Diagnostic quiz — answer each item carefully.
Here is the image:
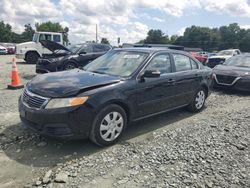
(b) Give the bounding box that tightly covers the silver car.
[0,45,7,54]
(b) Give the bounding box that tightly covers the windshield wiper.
[91,70,106,74]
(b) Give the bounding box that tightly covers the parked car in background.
[206,49,241,68]
[197,51,208,57]
[191,52,207,64]
[208,52,217,58]
[36,40,112,73]
[4,43,16,54]
[213,54,250,92]
[15,32,64,64]
[19,48,212,146]
[0,45,7,55]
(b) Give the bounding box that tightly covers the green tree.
[21,24,35,42]
[144,29,169,44]
[170,35,178,44]
[219,23,241,49]
[239,30,250,52]
[35,21,69,44]
[101,38,110,44]
[173,26,221,51]
[0,21,13,42]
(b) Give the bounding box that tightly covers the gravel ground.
[0,55,249,188]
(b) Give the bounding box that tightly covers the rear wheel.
[188,88,206,112]
[26,52,39,64]
[90,104,127,146]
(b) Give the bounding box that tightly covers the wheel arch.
[97,99,131,123]
[25,50,41,60]
[200,83,209,98]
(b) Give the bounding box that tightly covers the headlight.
[50,57,64,63]
[45,96,88,109]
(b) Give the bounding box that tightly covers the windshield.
[217,50,234,56]
[84,50,149,77]
[224,56,250,67]
[69,44,82,53]
[32,33,39,42]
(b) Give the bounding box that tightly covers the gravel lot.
[0,55,249,188]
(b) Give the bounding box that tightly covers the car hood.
[27,70,121,98]
[209,55,231,59]
[213,65,250,77]
[40,40,71,53]
[0,46,6,50]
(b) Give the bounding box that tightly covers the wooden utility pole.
[96,24,98,43]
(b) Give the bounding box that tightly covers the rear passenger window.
[190,59,198,69]
[93,45,106,52]
[173,54,192,72]
[53,35,61,43]
[39,34,52,41]
[145,54,171,74]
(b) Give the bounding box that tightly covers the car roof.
[114,47,191,55]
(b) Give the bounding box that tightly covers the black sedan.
[36,40,112,73]
[213,55,250,92]
[19,48,212,146]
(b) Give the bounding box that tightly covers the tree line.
[1,21,249,51]
[139,23,250,52]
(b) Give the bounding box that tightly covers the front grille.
[37,59,51,65]
[22,89,49,109]
[216,75,237,85]
[207,58,225,68]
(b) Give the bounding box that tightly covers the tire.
[26,52,39,64]
[188,88,206,112]
[64,62,78,70]
[90,104,127,147]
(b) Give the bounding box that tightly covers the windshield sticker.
[123,54,140,59]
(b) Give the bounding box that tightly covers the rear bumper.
[19,97,96,139]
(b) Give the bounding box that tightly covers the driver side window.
[145,54,171,74]
[79,45,92,54]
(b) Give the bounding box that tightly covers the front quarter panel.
[81,80,138,122]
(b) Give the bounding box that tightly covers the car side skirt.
[132,104,189,122]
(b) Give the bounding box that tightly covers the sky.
[1,0,250,45]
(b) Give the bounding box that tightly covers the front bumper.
[36,59,58,73]
[16,54,25,60]
[213,77,250,92]
[19,98,96,139]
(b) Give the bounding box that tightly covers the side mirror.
[142,70,161,78]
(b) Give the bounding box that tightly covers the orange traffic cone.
[7,57,24,89]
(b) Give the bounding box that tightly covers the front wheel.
[188,88,206,112]
[26,52,39,64]
[90,104,127,147]
[64,62,78,70]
